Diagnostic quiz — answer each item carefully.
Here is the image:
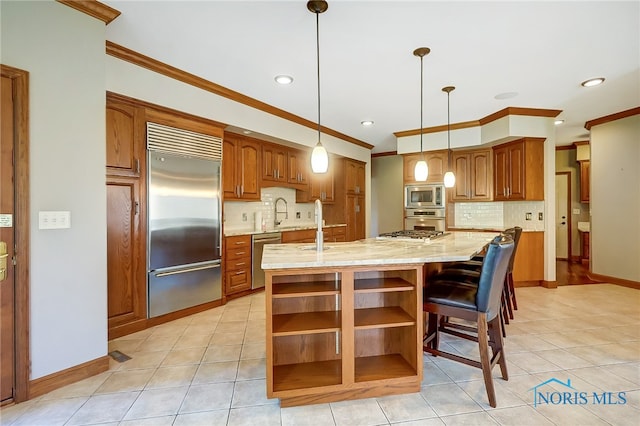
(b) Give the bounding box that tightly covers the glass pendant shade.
[311,142,329,173]
[443,171,456,188]
[414,160,428,182]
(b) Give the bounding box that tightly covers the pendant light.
[308,0,329,174]
[442,86,456,188]
[413,47,430,182]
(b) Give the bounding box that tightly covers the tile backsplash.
[454,201,545,231]
[223,187,316,233]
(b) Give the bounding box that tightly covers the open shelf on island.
[354,306,415,329]
[273,280,341,298]
[354,277,414,293]
[273,311,341,336]
[355,354,417,383]
[273,359,342,392]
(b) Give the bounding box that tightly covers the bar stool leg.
[477,313,497,408]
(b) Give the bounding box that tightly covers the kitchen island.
[262,231,497,407]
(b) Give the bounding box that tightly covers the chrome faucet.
[315,199,324,251]
[274,197,288,226]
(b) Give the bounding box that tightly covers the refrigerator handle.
[155,263,220,278]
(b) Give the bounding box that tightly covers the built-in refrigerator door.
[148,151,221,270]
[148,260,221,317]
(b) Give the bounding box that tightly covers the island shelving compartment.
[265,264,423,407]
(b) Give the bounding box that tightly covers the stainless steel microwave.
[405,184,445,209]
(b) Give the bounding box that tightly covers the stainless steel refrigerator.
[147,123,222,318]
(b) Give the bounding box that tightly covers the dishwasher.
[251,232,281,289]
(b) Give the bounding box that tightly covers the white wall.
[590,114,640,282]
[1,1,107,379]
[371,155,403,235]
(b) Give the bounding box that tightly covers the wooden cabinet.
[224,235,252,295]
[106,101,144,177]
[346,194,366,241]
[403,150,447,184]
[281,229,316,243]
[493,138,544,201]
[345,159,365,194]
[288,149,309,190]
[308,163,335,203]
[262,143,288,185]
[580,231,590,262]
[579,160,590,203]
[266,264,422,407]
[450,149,493,202]
[512,231,544,284]
[325,226,346,242]
[106,95,147,337]
[223,133,261,200]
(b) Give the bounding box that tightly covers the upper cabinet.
[345,159,366,195]
[579,160,590,203]
[449,149,493,202]
[262,143,288,185]
[493,137,544,201]
[223,133,261,200]
[403,150,447,184]
[106,101,145,177]
[287,149,309,190]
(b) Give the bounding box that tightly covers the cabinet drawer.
[281,229,316,243]
[226,247,251,260]
[227,258,250,271]
[225,268,251,293]
[224,235,251,260]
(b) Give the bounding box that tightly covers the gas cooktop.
[377,230,448,240]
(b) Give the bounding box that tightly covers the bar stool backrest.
[476,235,514,319]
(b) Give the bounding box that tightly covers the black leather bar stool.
[423,235,514,408]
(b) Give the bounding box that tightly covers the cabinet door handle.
[240,185,244,195]
[134,201,139,215]
[135,158,140,174]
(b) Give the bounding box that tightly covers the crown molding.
[57,0,121,24]
[105,41,374,151]
[584,106,640,130]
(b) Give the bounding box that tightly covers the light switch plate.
[39,211,71,229]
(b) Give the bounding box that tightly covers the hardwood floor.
[556,260,602,285]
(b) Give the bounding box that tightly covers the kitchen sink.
[299,245,332,251]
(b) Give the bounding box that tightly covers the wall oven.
[405,184,445,209]
[404,208,445,232]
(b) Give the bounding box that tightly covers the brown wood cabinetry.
[579,160,590,203]
[493,138,544,201]
[325,226,347,242]
[262,143,288,185]
[512,231,544,284]
[450,149,493,201]
[223,132,261,200]
[307,161,335,203]
[224,235,252,296]
[106,101,144,177]
[266,264,423,406]
[326,158,366,241]
[287,149,309,190]
[346,194,366,241]
[281,229,316,243]
[581,231,590,262]
[106,95,147,336]
[403,150,447,184]
[345,159,366,194]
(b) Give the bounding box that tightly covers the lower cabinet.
[281,229,316,243]
[266,264,423,407]
[512,231,544,283]
[224,235,252,296]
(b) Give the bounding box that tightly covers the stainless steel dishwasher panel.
[252,232,281,289]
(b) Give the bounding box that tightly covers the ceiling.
[103,1,640,153]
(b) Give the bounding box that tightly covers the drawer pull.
[235,271,244,275]
[235,262,245,266]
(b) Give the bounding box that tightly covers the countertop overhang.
[262,231,499,269]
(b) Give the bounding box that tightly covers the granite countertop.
[262,231,498,269]
[224,223,346,237]
[447,226,540,233]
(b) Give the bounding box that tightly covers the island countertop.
[262,231,498,269]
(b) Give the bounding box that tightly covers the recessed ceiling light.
[361,120,374,126]
[554,119,565,125]
[494,92,518,100]
[242,130,252,135]
[274,75,293,85]
[581,77,605,87]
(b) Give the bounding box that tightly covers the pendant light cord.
[447,90,451,164]
[420,55,424,156]
[316,10,321,143]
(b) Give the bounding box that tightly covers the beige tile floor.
[1,283,639,425]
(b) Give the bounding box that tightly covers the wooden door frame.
[555,171,572,261]
[1,64,30,403]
